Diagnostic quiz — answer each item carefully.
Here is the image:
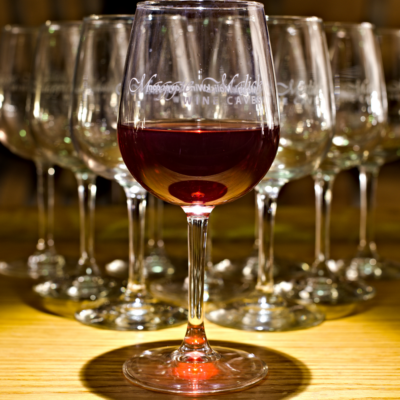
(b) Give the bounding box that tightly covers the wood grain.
[0,275,399,399]
[0,205,399,399]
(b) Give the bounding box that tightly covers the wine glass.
[144,194,176,277]
[106,194,177,280]
[207,16,333,331]
[117,1,280,394]
[71,14,187,330]
[287,22,384,312]
[347,28,400,280]
[30,21,116,302]
[0,25,65,279]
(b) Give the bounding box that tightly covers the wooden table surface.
[0,202,400,399]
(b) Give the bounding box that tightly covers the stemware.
[288,22,384,310]
[30,21,115,302]
[71,14,186,330]
[0,25,65,278]
[206,16,333,331]
[117,1,280,394]
[347,28,400,280]
[145,194,176,277]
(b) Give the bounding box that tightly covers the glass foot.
[287,275,376,313]
[34,275,119,301]
[145,251,176,278]
[212,255,308,282]
[75,294,187,331]
[150,276,254,307]
[205,291,324,332]
[0,252,65,279]
[106,253,176,280]
[347,257,400,280]
[123,345,267,395]
[105,259,128,278]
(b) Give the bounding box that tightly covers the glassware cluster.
[0,0,398,396]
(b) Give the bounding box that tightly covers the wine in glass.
[117,1,280,394]
[71,14,187,330]
[0,25,65,279]
[207,16,334,331]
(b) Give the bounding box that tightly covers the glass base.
[205,291,324,332]
[123,345,267,395]
[105,253,176,280]
[212,254,308,282]
[145,248,176,278]
[286,275,375,318]
[0,252,66,279]
[34,275,119,301]
[105,259,128,278]
[75,294,187,331]
[150,276,254,307]
[347,257,400,280]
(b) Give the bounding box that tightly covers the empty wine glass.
[71,14,187,330]
[287,22,385,311]
[31,21,116,302]
[347,28,400,280]
[145,194,176,277]
[117,1,280,394]
[206,16,333,331]
[0,25,65,278]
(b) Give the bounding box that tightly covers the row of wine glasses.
[0,20,174,286]
[0,26,66,278]
[0,3,399,395]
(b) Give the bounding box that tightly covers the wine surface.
[118,121,279,206]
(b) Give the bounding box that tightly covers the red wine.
[118,121,279,206]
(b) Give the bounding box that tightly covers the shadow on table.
[80,340,311,400]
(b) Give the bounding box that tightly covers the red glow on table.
[174,362,219,380]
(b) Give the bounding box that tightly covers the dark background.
[0,0,399,212]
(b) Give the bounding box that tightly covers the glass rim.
[137,0,264,11]
[84,14,135,22]
[324,21,374,29]
[3,24,38,34]
[266,15,322,23]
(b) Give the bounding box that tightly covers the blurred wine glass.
[287,22,384,315]
[0,25,65,278]
[31,21,116,302]
[206,16,333,331]
[71,14,187,330]
[346,28,400,280]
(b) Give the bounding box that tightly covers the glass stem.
[311,171,336,276]
[147,195,165,251]
[75,171,99,276]
[155,198,165,249]
[147,194,156,249]
[34,160,56,253]
[358,164,380,258]
[123,184,147,298]
[179,206,217,362]
[254,190,260,250]
[256,181,281,294]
